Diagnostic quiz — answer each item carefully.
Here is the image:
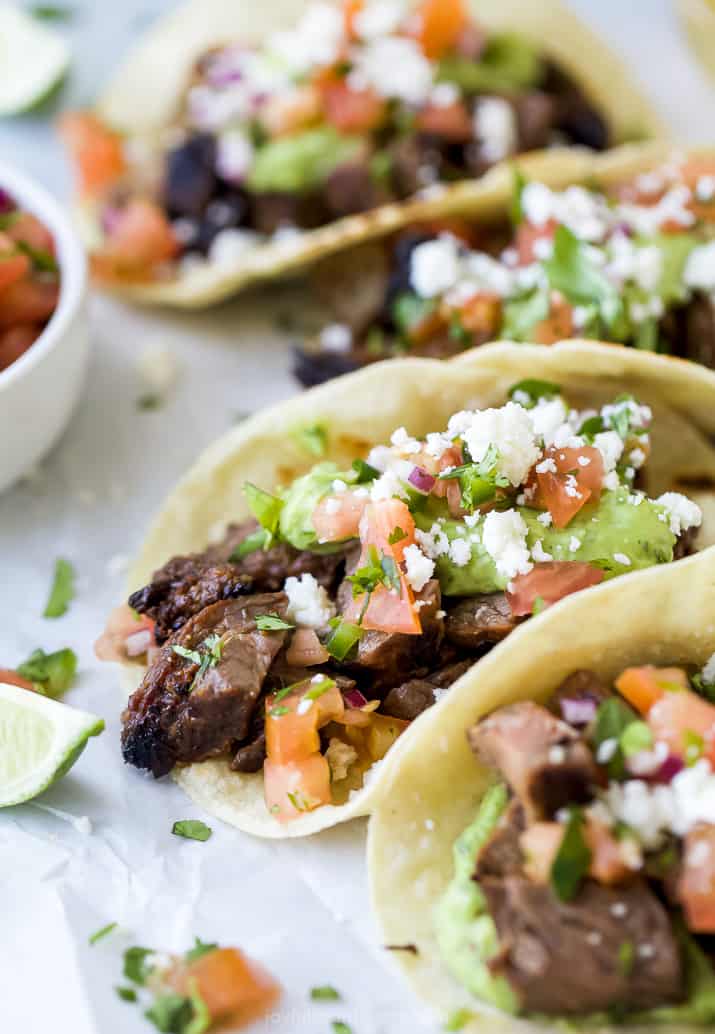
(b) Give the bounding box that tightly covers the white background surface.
[2,3,715,1032]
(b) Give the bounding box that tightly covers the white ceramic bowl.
[0,159,89,493]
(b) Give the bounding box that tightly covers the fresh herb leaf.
[440,443,509,509]
[531,595,546,616]
[137,393,162,411]
[243,483,283,547]
[592,697,638,779]
[331,1023,353,1034]
[391,292,436,337]
[578,414,605,439]
[509,166,527,226]
[380,554,401,594]
[256,613,294,631]
[634,317,659,351]
[116,986,137,1003]
[185,980,211,1034]
[544,225,622,329]
[172,645,202,665]
[44,557,75,618]
[229,527,268,561]
[123,946,155,985]
[550,807,592,902]
[302,676,335,702]
[144,992,193,1033]
[270,705,290,717]
[184,937,218,964]
[619,720,653,758]
[388,526,407,545]
[16,646,77,697]
[691,672,715,703]
[310,986,341,1001]
[508,378,561,406]
[501,290,550,342]
[448,312,472,347]
[30,3,74,19]
[172,820,212,842]
[89,921,117,945]
[445,1009,475,1031]
[618,939,635,977]
[347,545,387,599]
[325,619,363,661]
[16,240,59,272]
[171,634,223,691]
[351,458,379,483]
[293,423,328,457]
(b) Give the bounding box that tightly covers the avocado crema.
[119,381,701,824]
[435,665,715,1022]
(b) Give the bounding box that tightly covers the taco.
[295,145,715,385]
[96,342,715,838]
[367,551,715,1029]
[60,0,663,307]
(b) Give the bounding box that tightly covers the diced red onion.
[651,754,685,784]
[125,629,153,657]
[101,204,123,237]
[343,688,369,710]
[408,466,436,494]
[560,696,598,726]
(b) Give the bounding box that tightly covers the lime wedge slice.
[0,681,104,807]
[0,5,71,116]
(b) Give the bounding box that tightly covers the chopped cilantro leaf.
[509,166,527,226]
[618,939,635,977]
[185,981,211,1034]
[270,705,290,718]
[325,619,363,661]
[508,379,561,406]
[171,634,223,691]
[691,672,715,703]
[388,526,407,545]
[184,937,218,964]
[89,921,117,945]
[144,992,193,1033]
[256,613,294,631]
[243,483,283,547]
[44,557,75,618]
[347,545,388,599]
[684,729,705,765]
[502,290,549,342]
[544,225,622,330]
[531,595,546,616]
[229,527,268,560]
[331,1023,353,1034]
[123,945,154,985]
[172,645,202,665]
[550,807,591,902]
[16,646,77,698]
[116,986,137,1003]
[578,414,605,439]
[619,720,653,758]
[351,458,379,483]
[310,985,341,1001]
[172,820,212,842]
[293,423,328,457]
[592,697,638,779]
[392,292,436,337]
[445,1009,475,1031]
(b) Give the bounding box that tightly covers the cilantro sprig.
[44,557,75,618]
[171,634,223,691]
[16,646,77,697]
[550,807,592,902]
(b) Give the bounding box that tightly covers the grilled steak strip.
[445,593,518,650]
[382,659,472,721]
[121,593,288,777]
[468,702,598,821]
[481,877,684,1014]
[475,799,526,880]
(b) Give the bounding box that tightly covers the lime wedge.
[0,5,71,116]
[0,681,104,806]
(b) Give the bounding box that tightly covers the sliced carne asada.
[128,556,253,645]
[445,593,518,650]
[468,702,598,820]
[231,728,266,773]
[382,659,472,721]
[475,799,526,880]
[213,519,346,593]
[481,877,684,1014]
[121,593,288,778]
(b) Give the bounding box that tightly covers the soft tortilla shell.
[86,0,667,307]
[366,547,715,1033]
[123,341,715,837]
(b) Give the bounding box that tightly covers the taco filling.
[107,385,701,823]
[296,154,715,384]
[62,0,612,284]
[435,662,715,1021]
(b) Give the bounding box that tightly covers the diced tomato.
[516,218,558,265]
[416,100,472,141]
[103,199,179,270]
[531,445,604,529]
[0,277,59,329]
[532,295,574,345]
[312,491,367,543]
[520,822,563,882]
[173,947,281,1026]
[431,444,463,499]
[321,80,386,133]
[414,0,468,59]
[59,111,127,197]
[0,325,41,371]
[0,250,31,291]
[264,754,332,822]
[0,668,36,692]
[648,688,715,758]
[94,604,156,662]
[450,291,502,338]
[7,212,55,256]
[345,500,421,635]
[404,306,448,347]
[615,665,688,716]
[585,818,631,885]
[265,679,344,764]
[678,825,715,933]
[261,85,323,137]
[343,0,364,39]
[521,817,630,887]
[507,561,605,617]
[285,628,330,667]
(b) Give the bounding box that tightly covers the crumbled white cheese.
[629,447,646,469]
[603,471,620,491]
[696,174,715,202]
[350,35,433,104]
[537,511,553,527]
[594,430,624,473]
[449,537,472,568]
[391,426,421,454]
[473,97,517,162]
[410,235,461,298]
[597,738,618,764]
[320,323,353,353]
[370,469,409,501]
[569,536,581,553]
[482,510,533,580]
[284,573,336,628]
[604,760,715,848]
[430,81,460,107]
[269,3,345,73]
[535,457,557,474]
[460,402,540,487]
[617,185,695,235]
[215,129,254,183]
[655,492,702,536]
[208,227,261,266]
[613,552,631,566]
[683,241,715,292]
[531,540,553,563]
[353,0,405,38]
[521,182,611,241]
[415,522,450,559]
[403,543,435,592]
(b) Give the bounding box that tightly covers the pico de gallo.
[105,384,702,823]
[116,935,280,1032]
[295,153,715,385]
[0,189,60,372]
[435,661,715,1021]
[61,0,614,284]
